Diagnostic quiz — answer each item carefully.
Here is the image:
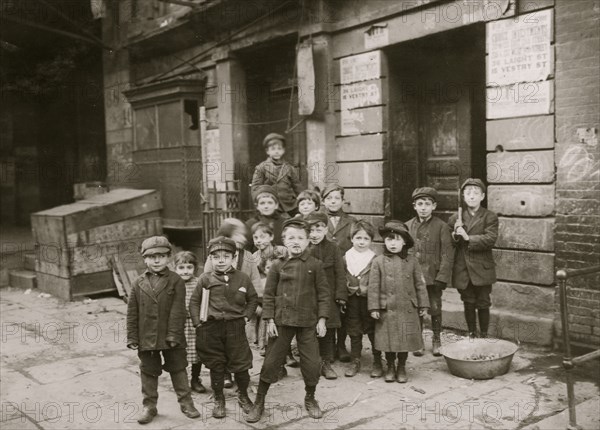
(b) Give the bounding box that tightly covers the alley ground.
[1,288,598,430]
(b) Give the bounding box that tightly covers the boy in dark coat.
[448,178,498,338]
[127,236,201,424]
[321,184,356,362]
[189,236,258,419]
[306,211,347,379]
[251,133,302,216]
[406,187,454,356]
[245,218,330,423]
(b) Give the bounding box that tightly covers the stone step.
[24,253,36,271]
[9,270,37,290]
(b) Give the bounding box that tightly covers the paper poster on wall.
[340,81,382,110]
[340,51,381,85]
[487,9,553,86]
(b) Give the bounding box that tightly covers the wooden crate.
[31,189,163,300]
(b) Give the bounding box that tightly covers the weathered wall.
[554,0,600,348]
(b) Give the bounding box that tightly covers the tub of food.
[439,338,519,380]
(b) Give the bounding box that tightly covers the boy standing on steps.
[406,187,454,356]
[127,236,201,424]
[448,178,498,339]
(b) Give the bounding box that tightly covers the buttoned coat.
[309,239,347,328]
[127,269,187,351]
[325,212,357,253]
[406,216,454,286]
[262,250,330,327]
[367,254,428,352]
[345,254,375,297]
[251,159,302,212]
[448,207,498,289]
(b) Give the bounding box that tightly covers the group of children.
[126,133,498,424]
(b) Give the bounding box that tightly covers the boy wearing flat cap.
[246,218,330,423]
[406,187,454,356]
[306,211,347,380]
[251,133,302,216]
[127,236,201,424]
[189,236,258,419]
[246,184,290,248]
[368,222,428,383]
[448,178,498,339]
[321,183,356,362]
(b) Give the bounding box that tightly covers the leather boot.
[370,352,383,378]
[464,303,477,338]
[337,341,351,363]
[396,366,408,383]
[304,387,323,419]
[478,308,490,338]
[413,316,425,356]
[190,363,206,393]
[321,360,338,379]
[384,353,396,383]
[213,394,226,419]
[170,370,200,418]
[345,358,361,377]
[432,315,442,356]
[245,393,265,423]
[224,373,234,388]
[139,372,158,424]
[235,371,253,414]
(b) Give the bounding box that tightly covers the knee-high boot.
[478,308,490,338]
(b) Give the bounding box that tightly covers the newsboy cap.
[208,236,237,255]
[412,187,438,202]
[460,178,486,193]
[141,236,172,256]
[305,211,329,226]
[378,220,414,249]
[282,217,310,233]
[263,133,286,148]
[321,184,345,199]
[252,184,279,203]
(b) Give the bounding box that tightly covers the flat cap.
[282,217,310,232]
[321,183,344,199]
[263,133,286,148]
[378,220,414,249]
[252,184,279,202]
[141,236,172,256]
[305,211,329,226]
[412,187,438,202]
[461,178,486,193]
[208,236,237,255]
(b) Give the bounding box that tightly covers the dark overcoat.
[448,207,498,289]
[309,239,347,328]
[367,254,428,352]
[251,159,302,212]
[127,269,187,351]
[325,212,357,253]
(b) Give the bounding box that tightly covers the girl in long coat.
[368,221,428,384]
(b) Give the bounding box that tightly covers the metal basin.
[439,338,519,380]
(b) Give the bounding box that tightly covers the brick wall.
[554,0,600,348]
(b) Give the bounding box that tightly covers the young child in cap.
[368,222,428,383]
[245,218,330,423]
[296,189,321,218]
[203,218,261,388]
[189,236,258,419]
[406,187,454,356]
[448,178,498,338]
[343,220,381,378]
[321,184,356,362]
[306,211,347,379]
[174,251,207,394]
[251,133,302,217]
[246,185,290,248]
[127,236,201,424]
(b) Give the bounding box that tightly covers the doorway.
[388,24,486,221]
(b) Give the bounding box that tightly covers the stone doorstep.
[8,270,37,290]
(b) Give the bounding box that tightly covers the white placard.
[487,81,553,119]
[340,81,381,110]
[340,51,381,85]
[487,9,553,85]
